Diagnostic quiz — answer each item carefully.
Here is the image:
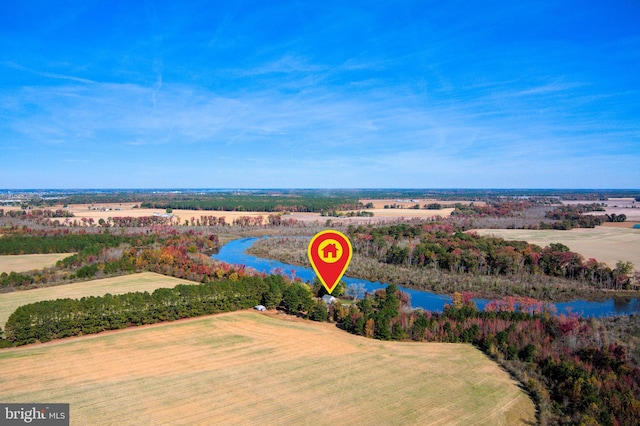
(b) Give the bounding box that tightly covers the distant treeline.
[0,209,74,219]
[0,233,136,255]
[57,191,361,212]
[451,201,608,230]
[140,195,361,212]
[451,200,554,218]
[12,189,640,210]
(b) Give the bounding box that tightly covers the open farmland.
[358,207,454,218]
[0,253,74,274]
[3,202,457,226]
[474,226,640,268]
[565,198,640,223]
[0,272,194,327]
[1,203,271,226]
[359,198,484,209]
[0,311,535,425]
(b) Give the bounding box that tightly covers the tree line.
[0,228,220,289]
[0,233,135,255]
[540,204,606,229]
[0,208,74,219]
[348,223,636,290]
[1,272,332,347]
[140,195,361,213]
[3,276,268,345]
[451,200,611,230]
[247,234,633,301]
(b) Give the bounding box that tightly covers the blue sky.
[1,1,639,189]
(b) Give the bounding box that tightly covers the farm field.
[1,204,271,225]
[288,208,455,226]
[474,226,640,268]
[359,199,483,209]
[0,272,194,327]
[0,311,535,425]
[2,199,460,226]
[359,207,454,218]
[0,253,74,274]
[565,198,640,222]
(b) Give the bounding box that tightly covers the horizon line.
[1,188,639,193]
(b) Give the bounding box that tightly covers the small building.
[254,305,266,311]
[322,295,336,305]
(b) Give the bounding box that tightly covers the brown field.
[563,198,640,222]
[0,253,74,274]
[0,272,194,327]
[362,207,454,218]
[284,208,455,226]
[360,198,484,209]
[3,199,462,226]
[0,311,535,425]
[592,208,640,223]
[601,222,640,229]
[287,201,457,225]
[474,226,640,268]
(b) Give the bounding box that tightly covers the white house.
[322,295,336,305]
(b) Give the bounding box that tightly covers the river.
[212,237,640,317]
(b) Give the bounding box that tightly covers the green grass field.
[0,311,535,425]
[0,272,194,328]
[474,226,640,268]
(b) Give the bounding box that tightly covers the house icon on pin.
[322,243,338,259]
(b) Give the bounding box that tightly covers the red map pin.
[308,230,353,294]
